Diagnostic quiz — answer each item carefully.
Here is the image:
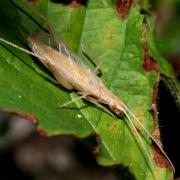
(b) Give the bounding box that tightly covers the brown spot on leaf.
[152,144,173,171]
[116,0,132,17]
[143,42,160,73]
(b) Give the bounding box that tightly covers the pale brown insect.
[0,6,175,176]
[27,35,124,113]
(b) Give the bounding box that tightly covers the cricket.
[0,2,174,179]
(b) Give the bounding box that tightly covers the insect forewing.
[27,35,104,98]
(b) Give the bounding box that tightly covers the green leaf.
[0,0,173,179]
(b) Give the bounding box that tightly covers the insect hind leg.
[58,93,89,108]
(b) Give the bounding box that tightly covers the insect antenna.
[122,107,157,179]
[121,103,175,172]
[0,37,43,60]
